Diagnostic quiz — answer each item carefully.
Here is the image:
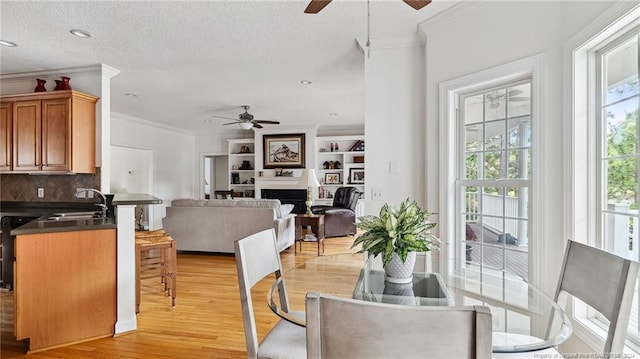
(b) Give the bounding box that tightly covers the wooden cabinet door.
[0,103,12,171]
[13,100,41,172]
[41,98,71,172]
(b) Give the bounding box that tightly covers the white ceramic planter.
[384,251,415,284]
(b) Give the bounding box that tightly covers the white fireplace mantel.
[255,177,306,198]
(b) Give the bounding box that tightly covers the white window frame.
[567,2,640,352]
[439,54,544,285]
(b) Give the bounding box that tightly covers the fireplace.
[262,189,307,215]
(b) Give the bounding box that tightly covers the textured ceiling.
[0,0,460,134]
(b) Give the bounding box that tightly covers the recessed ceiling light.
[70,29,92,38]
[300,80,312,85]
[0,40,18,47]
[124,93,138,97]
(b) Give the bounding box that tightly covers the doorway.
[202,154,228,199]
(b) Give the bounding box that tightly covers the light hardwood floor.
[1,235,357,358]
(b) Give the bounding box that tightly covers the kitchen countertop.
[2,193,161,236]
[112,193,162,205]
[12,216,117,235]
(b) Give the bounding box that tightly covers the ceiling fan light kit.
[212,105,281,131]
[239,122,254,130]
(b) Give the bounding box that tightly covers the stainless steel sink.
[46,211,104,221]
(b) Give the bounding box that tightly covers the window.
[571,4,640,350]
[439,54,542,285]
[460,81,532,279]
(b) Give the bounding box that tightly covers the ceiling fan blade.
[253,123,264,129]
[212,114,239,121]
[304,0,332,14]
[223,121,240,125]
[403,0,431,10]
[254,120,280,124]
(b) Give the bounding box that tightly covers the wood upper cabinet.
[0,102,13,172]
[1,90,99,174]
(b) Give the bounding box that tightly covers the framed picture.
[263,133,306,169]
[349,168,365,184]
[324,172,341,185]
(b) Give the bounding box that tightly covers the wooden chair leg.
[135,243,141,314]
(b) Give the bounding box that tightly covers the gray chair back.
[554,240,640,353]
[234,229,290,358]
[305,292,492,359]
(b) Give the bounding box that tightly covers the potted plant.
[351,198,439,283]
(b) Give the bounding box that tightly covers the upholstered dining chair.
[234,229,306,359]
[310,186,360,237]
[305,291,492,359]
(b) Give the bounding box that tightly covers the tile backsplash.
[0,169,101,202]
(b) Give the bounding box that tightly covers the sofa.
[162,198,296,253]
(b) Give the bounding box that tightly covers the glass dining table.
[268,253,572,354]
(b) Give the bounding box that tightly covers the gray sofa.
[162,198,296,253]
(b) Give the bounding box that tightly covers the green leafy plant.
[351,198,439,266]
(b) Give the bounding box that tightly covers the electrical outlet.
[371,188,383,201]
[37,188,44,198]
[87,190,94,199]
[76,188,86,198]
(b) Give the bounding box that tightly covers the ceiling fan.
[304,0,432,13]
[211,105,280,130]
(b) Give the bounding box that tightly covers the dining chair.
[305,291,493,359]
[549,240,640,354]
[234,229,306,359]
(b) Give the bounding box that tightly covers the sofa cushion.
[203,199,239,207]
[237,199,282,218]
[281,204,295,217]
[171,199,206,207]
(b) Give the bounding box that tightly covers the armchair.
[311,186,360,238]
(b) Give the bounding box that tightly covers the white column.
[114,204,137,334]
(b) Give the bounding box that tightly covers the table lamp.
[299,168,321,215]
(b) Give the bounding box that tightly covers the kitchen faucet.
[75,188,107,217]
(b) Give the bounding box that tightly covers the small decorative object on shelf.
[335,161,341,169]
[334,143,339,151]
[330,143,335,152]
[239,145,252,154]
[323,161,330,169]
[349,140,365,152]
[54,76,72,91]
[239,160,252,170]
[34,79,47,92]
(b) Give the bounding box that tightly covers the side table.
[295,214,325,256]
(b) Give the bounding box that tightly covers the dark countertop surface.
[1,193,161,235]
[12,216,117,235]
[112,193,163,205]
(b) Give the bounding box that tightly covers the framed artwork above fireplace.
[263,133,305,169]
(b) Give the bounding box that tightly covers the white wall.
[365,43,425,215]
[111,113,195,226]
[419,0,619,352]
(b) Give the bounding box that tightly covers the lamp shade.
[307,169,320,187]
[299,169,321,187]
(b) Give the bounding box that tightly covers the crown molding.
[418,1,491,37]
[111,111,194,136]
[0,64,108,81]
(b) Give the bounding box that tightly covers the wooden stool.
[135,230,177,313]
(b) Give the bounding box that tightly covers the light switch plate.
[37,188,44,198]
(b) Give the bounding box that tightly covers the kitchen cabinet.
[0,90,99,173]
[15,228,116,353]
[0,102,12,171]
